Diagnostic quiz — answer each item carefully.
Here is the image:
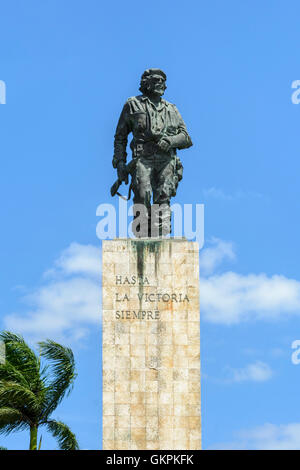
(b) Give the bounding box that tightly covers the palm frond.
[0,362,29,388]
[0,381,40,415]
[45,419,79,450]
[38,340,77,416]
[0,332,40,388]
[0,407,29,435]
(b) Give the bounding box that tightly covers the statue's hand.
[157,138,171,153]
[117,161,128,184]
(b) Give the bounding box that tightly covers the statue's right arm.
[112,102,132,169]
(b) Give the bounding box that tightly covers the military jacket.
[113,95,192,167]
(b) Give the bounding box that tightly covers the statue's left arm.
[166,105,193,150]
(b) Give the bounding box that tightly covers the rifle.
[110,159,135,200]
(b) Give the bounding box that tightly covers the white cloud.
[200,237,300,324]
[201,271,300,324]
[203,186,263,201]
[225,361,273,383]
[211,423,300,450]
[45,242,101,279]
[200,237,235,276]
[3,243,101,344]
[269,347,285,358]
[203,187,234,200]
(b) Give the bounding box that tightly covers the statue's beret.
[141,68,167,81]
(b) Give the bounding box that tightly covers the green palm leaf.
[0,362,30,388]
[0,381,40,413]
[0,332,41,390]
[46,420,79,450]
[38,340,76,416]
[0,407,28,435]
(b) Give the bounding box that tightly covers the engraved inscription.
[114,273,190,320]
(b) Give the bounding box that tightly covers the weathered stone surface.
[102,238,201,450]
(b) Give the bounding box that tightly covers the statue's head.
[139,68,167,97]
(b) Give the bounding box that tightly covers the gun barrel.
[110,179,121,197]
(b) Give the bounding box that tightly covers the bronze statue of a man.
[112,68,193,236]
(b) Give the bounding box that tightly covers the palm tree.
[0,331,79,450]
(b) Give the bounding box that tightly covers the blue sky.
[1,0,300,449]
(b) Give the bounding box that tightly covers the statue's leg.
[131,157,153,237]
[152,155,176,236]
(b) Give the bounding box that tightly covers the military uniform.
[113,94,192,235]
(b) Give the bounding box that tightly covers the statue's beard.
[146,83,165,97]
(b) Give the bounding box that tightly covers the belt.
[133,141,173,157]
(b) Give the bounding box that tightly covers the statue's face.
[147,74,166,97]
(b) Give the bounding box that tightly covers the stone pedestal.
[102,238,201,450]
